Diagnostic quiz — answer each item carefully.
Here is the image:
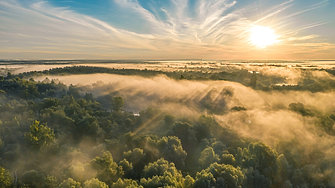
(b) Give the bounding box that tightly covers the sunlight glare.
[250,26,278,48]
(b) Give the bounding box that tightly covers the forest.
[18,65,335,92]
[1,65,335,188]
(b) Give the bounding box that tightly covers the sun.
[250,26,278,48]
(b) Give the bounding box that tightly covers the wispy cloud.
[0,0,333,59]
[288,35,319,41]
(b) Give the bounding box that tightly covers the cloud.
[0,0,334,59]
[288,35,319,41]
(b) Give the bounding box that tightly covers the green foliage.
[141,159,184,188]
[195,163,244,188]
[164,115,175,126]
[238,142,281,186]
[142,158,182,179]
[316,115,335,133]
[111,178,142,188]
[0,166,13,187]
[38,98,60,110]
[195,115,214,141]
[123,148,145,178]
[123,148,145,165]
[118,159,134,179]
[171,121,197,154]
[277,154,292,183]
[0,89,5,95]
[0,138,4,149]
[230,106,247,112]
[76,116,100,138]
[90,151,123,185]
[20,170,58,188]
[122,133,187,169]
[0,70,335,188]
[250,72,257,88]
[140,173,183,188]
[184,175,195,188]
[112,96,124,112]
[156,136,187,169]
[24,120,55,150]
[58,178,82,188]
[83,178,108,188]
[43,175,59,188]
[139,107,156,120]
[65,162,88,182]
[124,118,134,128]
[221,153,236,165]
[289,102,314,116]
[193,170,215,188]
[199,147,219,168]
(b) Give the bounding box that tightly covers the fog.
[35,73,335,112]
[35,74,335,168]
[2,60,335,76]
[2,64,335,187]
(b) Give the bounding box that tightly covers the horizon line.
[1,59,335,62]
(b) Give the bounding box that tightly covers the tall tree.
[112,96,124,112]
[24,120,55,150]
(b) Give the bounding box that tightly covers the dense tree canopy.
[0,68,334,188]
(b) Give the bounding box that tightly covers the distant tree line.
[18,66,335,92]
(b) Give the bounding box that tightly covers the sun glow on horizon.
[250,26,278,48]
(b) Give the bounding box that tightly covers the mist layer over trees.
[1,64,335,187]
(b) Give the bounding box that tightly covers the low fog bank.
[2,71,335,187]
[35,73,335,112]
[35,74,335,161]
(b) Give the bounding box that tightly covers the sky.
[0,0,334,60]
